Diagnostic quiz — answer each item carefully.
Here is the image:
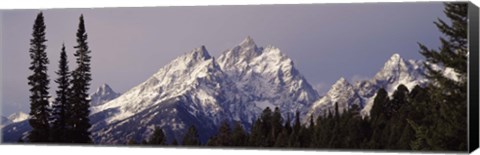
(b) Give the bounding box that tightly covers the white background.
[0,0,479,155]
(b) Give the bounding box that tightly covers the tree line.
[26,12,92,143]
[127,2,468,151]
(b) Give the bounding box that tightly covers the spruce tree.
[208,120,232,146]
[270,107,283,145]
[384,84,409,118]
[127,137,138,145]
[284,113,292,135]
[248,118,264,146]
[69,14,92,143]
[413,2,468,151]
[260,107,273,146]
[171,139,179,146]
[293,111,301,134]
[369,88,389,121]
[148,127,167,145]
[27,12,51,143]
[182,125,200,146]
[231,122,247,146]
[367,88,391,149]
[50,44,71,143]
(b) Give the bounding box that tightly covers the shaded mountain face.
[90,84,121,106]
[2,112,30,143]
[1,116,12,128]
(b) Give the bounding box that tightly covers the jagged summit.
[327,77,351,97]
[91,83,120,106]
[240,36,256,47]
[307,77,363,119]
[218,37,319,117]
[92,46,226,131]
[218,37,262,68]
[96,83,114,95]
[335,77,348,84]
[389,53,402,62]
[190,45,212,60]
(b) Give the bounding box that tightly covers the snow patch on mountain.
[8,112,29,123]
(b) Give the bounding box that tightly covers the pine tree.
[413,2,468,151]
[369,88,389,121]
[127,137,138,145]
[384,84,409,118]
[284,113,292,135]
[69,14,93,143]
[273,128,289,147]
[366,88,389,149]
[260,107,273,146]
[27,12,51,143]
[148,127,167,145]
[231,122,247,146]
[208,120,232,146]
[182,125,200,146]
[270,107,283,145]
[288,111,302,147]
[50,44,71,143]
[171,139,179,146]
[293,111,301,134]
[248,118,264,146]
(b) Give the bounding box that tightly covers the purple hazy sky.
[1,2,446,116]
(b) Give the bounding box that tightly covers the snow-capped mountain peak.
[306,77,362,119]
[239,36,258,50]
[355,53,427,116]
[90,83,120,106]
[97,84,115,94]
[190,45,212,61]
[330,77,349,90]
[372,53,426,93]
[218,37,319,117]
[8,112,29,123]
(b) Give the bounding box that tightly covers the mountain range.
[2,37,431,144]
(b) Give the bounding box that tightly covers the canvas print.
[0,1,477,153]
